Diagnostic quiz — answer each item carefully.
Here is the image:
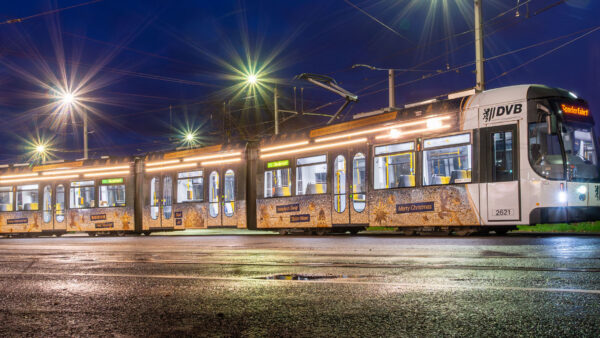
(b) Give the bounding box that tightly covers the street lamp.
[59,91,88,160]
[247,74,258,85]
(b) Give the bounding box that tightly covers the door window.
[150,177,159,220]
[43,185,52,223]
[352,153,366,212]
[55,185,65,223]
[333,155,346,213]
[163,176,172,219]
[492,131,515,182]
[224,169,235,217]
[209,171,219,218]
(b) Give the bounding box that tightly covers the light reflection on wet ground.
[0,234,599,336]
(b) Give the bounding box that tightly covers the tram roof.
[0,156,135,185]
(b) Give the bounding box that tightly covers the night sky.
[0,0,598,162]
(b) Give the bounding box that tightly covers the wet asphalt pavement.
[0,233,599,337]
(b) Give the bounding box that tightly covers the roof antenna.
[295,73,358,125]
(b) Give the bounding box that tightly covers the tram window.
[296,155,327,195]
[16,184,39,211]
[423,145,472,186]
[529,123,564,180]
[99,184,126,207]
[0,186,13,212]
[150,177,159,220]
[56,185,65,222]
[374,142,415,189]
[209,171,219,218]
[224,169,235,217]
[333,155,346,213]
[352,153,366,213]
[177,171,203,203]
[43,185,52,223]
[264,168,291,198]
[491,131,514,182]
[70,181,95,208]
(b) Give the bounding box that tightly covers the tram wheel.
[116,231,126,237]
[87,232,96,237]
[278,229,288,235]
[349,229,360,235]
[314,229,327,236]
[143,231,152,236]
[54,233,63,237]
[402,229,416,236]
[454,229,473,237]
[494,228,509,235]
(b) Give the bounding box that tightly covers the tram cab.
[457,85,599,226]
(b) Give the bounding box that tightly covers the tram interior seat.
[431,175,450,185]
[22,203,38,211]
[275,186,291,197]
[396,175,415,187]
[450,170,468,184]
[305,183,325,195]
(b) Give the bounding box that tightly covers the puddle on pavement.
[479,250,522,257]
[258,274,369,281]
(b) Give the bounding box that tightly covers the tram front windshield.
[529,99,600,182]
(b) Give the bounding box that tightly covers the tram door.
[331,153,350,225]
[41,184,53,231]
[206,169,237,227]
[482,124,521,221]
[41,183,67,231]
[222,169,236,226]
[148,175,175,229]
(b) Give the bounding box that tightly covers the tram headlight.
[558,191,567,203]
[576,186,587,195]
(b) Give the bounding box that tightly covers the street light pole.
[82,109,88,159]
[388,69,395,109]
[274,86,279,135]
[474,0,485,92]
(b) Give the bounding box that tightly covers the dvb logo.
[483,104,522,122]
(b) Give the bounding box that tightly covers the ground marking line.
[1,271,599,295]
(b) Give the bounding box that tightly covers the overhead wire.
[0,0,104,25]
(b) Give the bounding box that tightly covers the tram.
[0,157,136,236]
[0,84,598,237]
[251,84,600,235]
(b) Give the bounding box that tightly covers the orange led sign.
[561,104,589,117]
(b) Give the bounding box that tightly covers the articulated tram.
[0,84,598,236]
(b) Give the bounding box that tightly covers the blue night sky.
[0,0,598,162]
